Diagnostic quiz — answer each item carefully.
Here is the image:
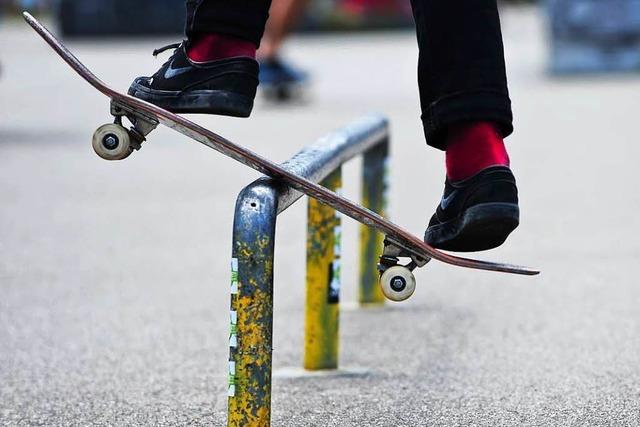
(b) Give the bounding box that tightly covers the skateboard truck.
[91,100,159,161]
[378,237,431,302]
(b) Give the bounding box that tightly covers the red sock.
[187,33,256,62]
[445,121,510,181]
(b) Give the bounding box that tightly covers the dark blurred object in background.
[1,0,537,37]
[303,0,412,31]
[548,0,640,73]
[19,0,414,37]
[53,0,412,37]
[58,0,185,37]
[2,0,51,15]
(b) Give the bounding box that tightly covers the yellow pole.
[304,169,342,370]
[359,143,388,304]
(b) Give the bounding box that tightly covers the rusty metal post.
[359,140,389,304]
[228,115,388,426]
[228,187,277,427]
[304,169,342,370]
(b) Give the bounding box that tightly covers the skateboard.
[24,13,539,302]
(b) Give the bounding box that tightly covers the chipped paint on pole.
[228,188,277,427]
[304,169,342,370]
[359,141,389,304]
[227,115,389,425]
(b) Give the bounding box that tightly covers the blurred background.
[4,0,640,72]
[2,0,640,426]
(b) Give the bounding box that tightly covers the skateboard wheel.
[380,266,416,302]
[92,123,131,161]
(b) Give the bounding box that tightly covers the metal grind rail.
[228,115,389,426]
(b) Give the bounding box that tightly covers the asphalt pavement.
[2,6,640,426]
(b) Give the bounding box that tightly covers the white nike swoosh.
[164,60,192,79]
[440,189,458,211]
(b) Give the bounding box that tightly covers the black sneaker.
[128,42,259,117]
[424,166,520,252]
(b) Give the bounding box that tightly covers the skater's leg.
[410,0,513,150]
[128,0,272,117]
[185,0,272,46]
[411,0,519,251]
[259,0,309,59]
[258,0,310,91]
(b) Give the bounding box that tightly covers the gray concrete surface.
[2,6,640,426]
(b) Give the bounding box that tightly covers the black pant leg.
[185,0,272,46]
[410,0,513,150]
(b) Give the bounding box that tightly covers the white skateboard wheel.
[380,266,416,302]
[92,123,131,161]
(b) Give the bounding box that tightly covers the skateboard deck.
[24,13,539,300]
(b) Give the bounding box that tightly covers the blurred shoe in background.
[258,0,311,102]
[259,56,309,101]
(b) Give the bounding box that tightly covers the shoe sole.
[128,82,254,117]
[424,203,520,252]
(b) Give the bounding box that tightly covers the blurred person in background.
[258,0,309,100]
[129,0,519,252]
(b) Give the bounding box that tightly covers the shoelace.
[152,42,183,57]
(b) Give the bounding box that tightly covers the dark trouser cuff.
[185,1,271,47]
[421,90,513,150]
